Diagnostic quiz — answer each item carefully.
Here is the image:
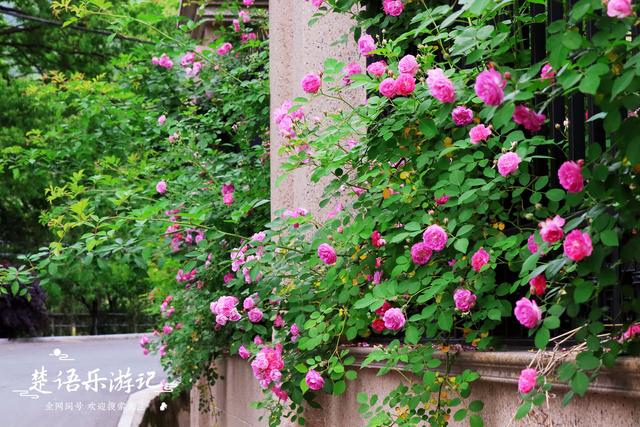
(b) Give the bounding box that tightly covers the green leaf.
[574,281,594,303]
[611,71,634,99]
[469,414,484,427]
[546,188,565,201]
[438,311,453,331]
[576,352,600,371]
[453,408,467,421]
[469,400,484,412]
[487,308,501,320]
[535,327,550,349]
[454,238,469,253]
[404,325,420,344]
[600,229,618,247]
[333,380,346,395]
[561,31,582,49]
[571,371,590,396]
[404,222,422,232]
[578,73,600,95]
[515,401,532,419]
[543,316,561,330]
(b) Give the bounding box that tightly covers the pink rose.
[367,60,387,77]
[301,73,322,94]
[621,323,640,342]
[371,230,386,247]
[452,106,474,126]
[382,0,404,16]
[539,215,565,243]
[223,192,234,206]
[527,234,539,254]
[475,68,506,106]
[453,288,477,312]
[563,229,593,262]
[514,297,542,328]
[358,34,376,56]
[274,314,284,328]
[305,369,325,390]
[529,274,547,296]
[239,10,250,23]
[471,247,490,272]
[232,19,240,32]
[435,194,449,205]
[239,345,251,359]
[342,62,362,84]
[469,124,492,144]
[512,105,546,132]
[243,297,255,311]
[217,42,232,55]
[162,324,173,335]
[607,0,632,18]
[379,78,397,98]
[271,385,288,401]
[290,323,300,342]
[398,55,419,75]
[383,308,406,330]
[317,243,337,265]
[157,114,166,125]
[181,51,195,67]
[156,180,167,194]
[395,73,416,96]
[497,152,522,177]
[411,242,433,265]
[422,224,448,251]
[427,68,456,103]
[248,308,263,323]
[540,63,555,80]
[243,0,254,5]
[558,160,584,193]
[518,368,538,394]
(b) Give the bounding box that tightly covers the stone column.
[269,0,364,218]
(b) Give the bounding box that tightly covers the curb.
[0,333,146,344]
[117,384,166,427]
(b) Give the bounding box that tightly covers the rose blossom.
[239,345,251,359]
[379,78,397,98]
[290,323,300,342]
[621,323,640,342]
[435,194,449,205]
[411,242,433,265]
[301,73,322,94]
[217,42,232,55]
[540,63,555,80]
[383,308,406,330]
[367,60,387,77]
[529,274,547,296]
[243,297,255,311]
[305,369,325,390]
[497,152,522,177]
[453,288,477,312]
[371,230,386,248]
[272,385,288,401]
[471,247,490,272]
[607,0,632,18]
[512,105,546,132]
[563,229,593,262]
[157,114,166,125]
[398,55,418,75]
[358,34,376,56]
[475,68,506,106]
[342,62,362,84]
[514,297,542,328]
[427,68,456,103]
[395,73,416,96]
[539,215,565,243]
[527,234,539,254]
[423,224,447,251]
[375,301,392,316]
[469,124,492,144]
[371,318,385,333]
[382,0,404,16]
[239,10,250,23]
[518,368,538,394]
[452,106,474,126]
[558,160,584,193]
[317,243,337,265]
[232,19,240,32]
[248,308,263,323]
[251,345,284,389]
[156,180,167,194]
[274,314,285,328]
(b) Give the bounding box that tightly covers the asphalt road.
[0,335,165,427]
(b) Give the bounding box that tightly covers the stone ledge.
[348,347,640,398]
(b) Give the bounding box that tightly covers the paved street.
[0,335,165,427]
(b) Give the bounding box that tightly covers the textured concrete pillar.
[269,0,364,218]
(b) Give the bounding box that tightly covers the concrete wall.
[268,0,364,219]
[189,349,640,427]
